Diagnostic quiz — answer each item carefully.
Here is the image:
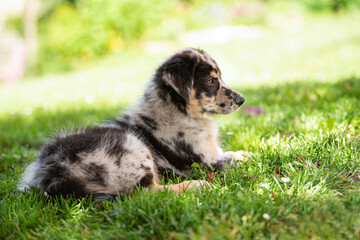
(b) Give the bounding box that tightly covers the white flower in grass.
[263,213,270,220]
[226,132,233,135]
[281,177,290,183]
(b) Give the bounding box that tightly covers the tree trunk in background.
[24,0,40,69]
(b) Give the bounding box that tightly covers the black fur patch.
[193,63,221,99]
[40,128,123,163]
[104,130,129,167]
[224,88,232,97]
[140,164,151,171]
[84,163,107,186]
[135,124,202,171]
[138,173,154,188]
[177,131,184,138]
[106,132,126,155]
[123,115,130,122]
[113,150,128,167]
[156,83,188,114]
[139,114,158,130]
[40,163,89,198]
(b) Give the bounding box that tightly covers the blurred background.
[0,0,359,115]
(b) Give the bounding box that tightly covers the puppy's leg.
[151,180,211,193]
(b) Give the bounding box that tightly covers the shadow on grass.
[0,105,124,149]
[0,76,359,150]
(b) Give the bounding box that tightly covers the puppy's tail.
[18,161,41,192]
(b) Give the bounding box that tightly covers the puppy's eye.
[206,79,214,85]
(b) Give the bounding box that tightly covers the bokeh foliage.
[5,0,360,75]
[35,0,269,74]
[303,0,360,11]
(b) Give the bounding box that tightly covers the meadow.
[1,13,360,239]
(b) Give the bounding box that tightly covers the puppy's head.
[159,48,244,115]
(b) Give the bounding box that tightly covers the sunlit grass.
[1,13,360,239]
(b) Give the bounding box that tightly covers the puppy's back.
[19,126,157,200]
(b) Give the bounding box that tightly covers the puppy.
[19,48,250,200]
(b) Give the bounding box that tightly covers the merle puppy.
[19,48,251,200]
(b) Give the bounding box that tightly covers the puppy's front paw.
[234,150,254,162]
[226,150,253,164]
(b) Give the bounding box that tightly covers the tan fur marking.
[151,180,211,193]
[210,70,218,78]
[188,90,204,118]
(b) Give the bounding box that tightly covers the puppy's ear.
[162,51,199,104]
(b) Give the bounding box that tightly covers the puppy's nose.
[234,94,245,106]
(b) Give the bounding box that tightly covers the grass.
[1,13,360,239]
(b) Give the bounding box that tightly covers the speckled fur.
[18,48,246,200]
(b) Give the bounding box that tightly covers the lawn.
[1,13,360,239]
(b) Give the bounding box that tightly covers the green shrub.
[302,0,360,12]
[37,0,177,74]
